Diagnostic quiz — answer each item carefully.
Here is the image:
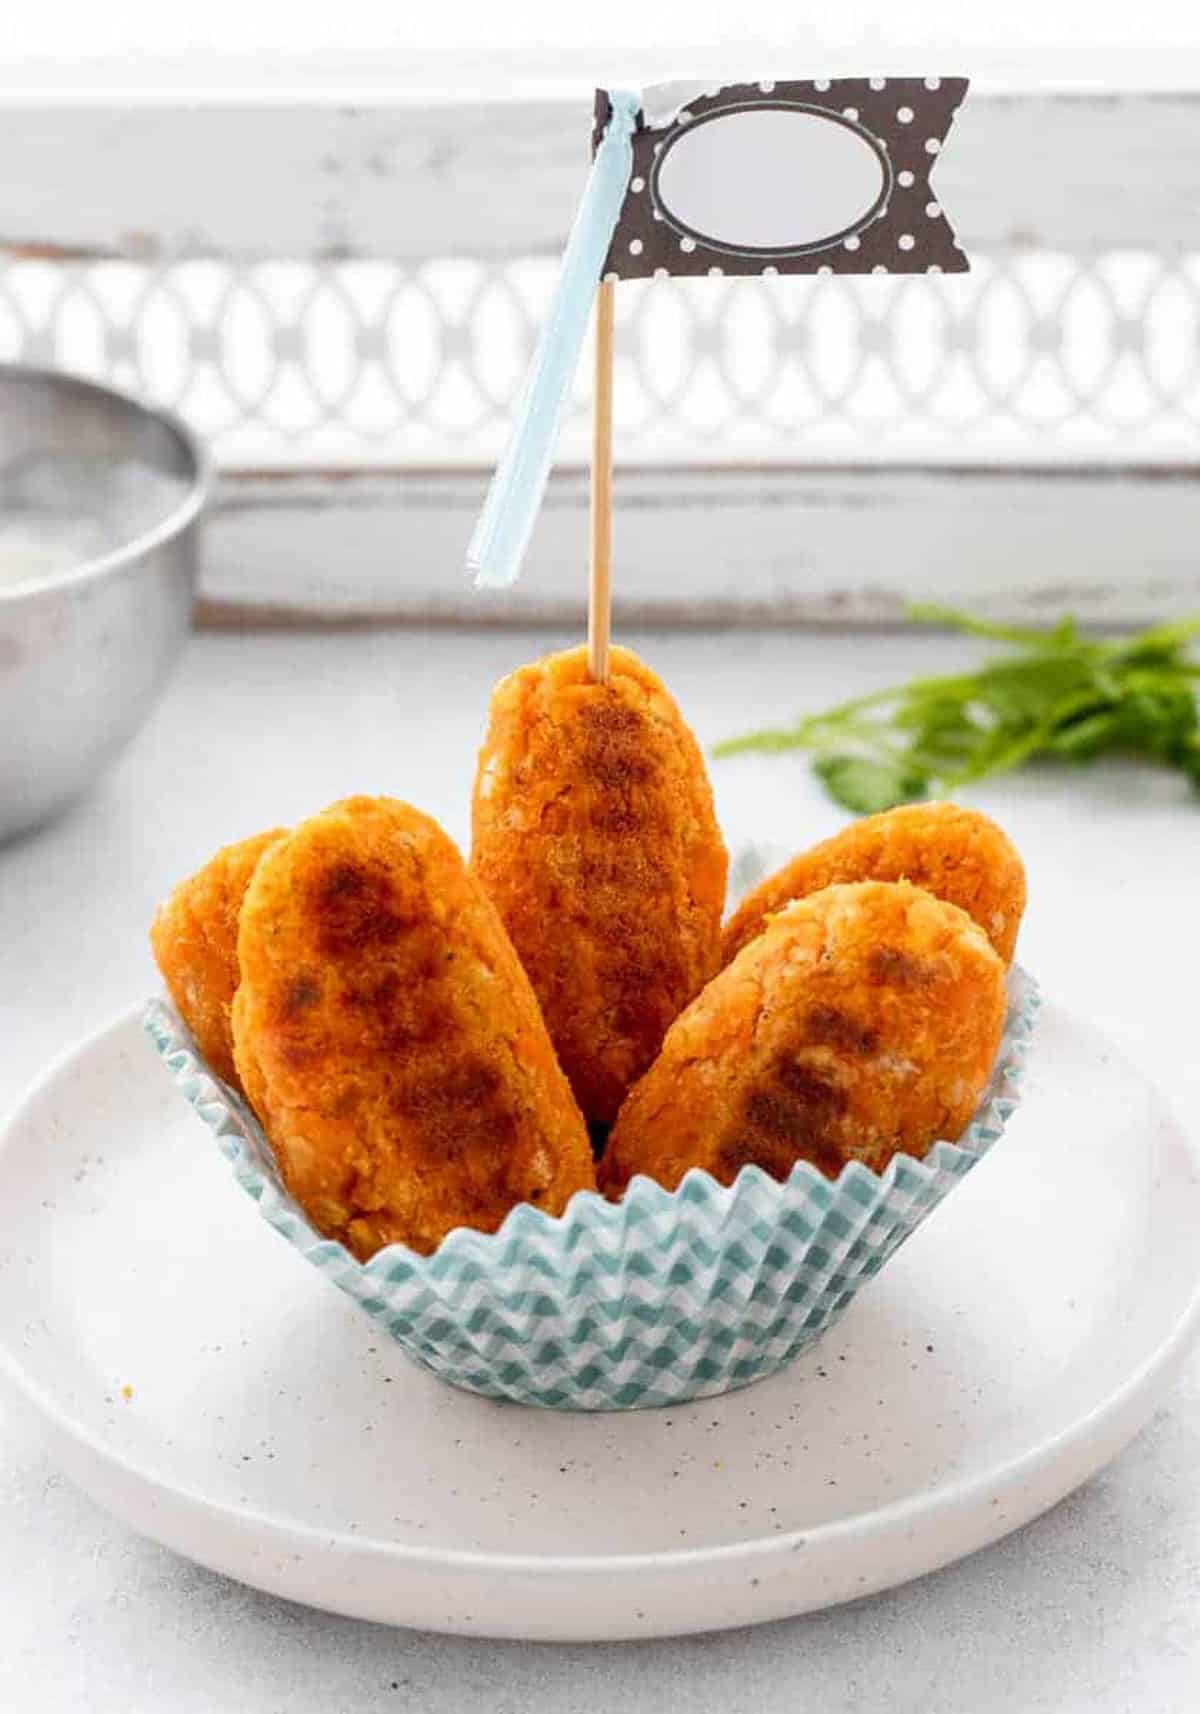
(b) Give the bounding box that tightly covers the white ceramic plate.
[1,1001,1198,1642]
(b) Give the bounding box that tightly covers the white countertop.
[2,623,1198,1712]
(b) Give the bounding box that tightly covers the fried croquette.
[721,801,1025,968]
[601,879,1007,1197]
[150,828,287,1091]
[231,796,595,1258]
[470,645,728,1124]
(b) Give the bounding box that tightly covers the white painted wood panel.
[202,466,1200,627]
[5,95,1200,261]
[6,86,1197,625]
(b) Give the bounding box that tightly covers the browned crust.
[601,879,1007,1196]
[232,795,594,1258]
[470,645,728,1122]
[149,828,288,1091]
[722,802,1026,967]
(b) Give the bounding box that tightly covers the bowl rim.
[0,361,212,604]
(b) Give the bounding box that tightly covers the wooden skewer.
[587,277,616,684]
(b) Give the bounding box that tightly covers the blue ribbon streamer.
[466,89,640,590]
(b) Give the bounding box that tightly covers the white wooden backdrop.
[5,91,1199,625]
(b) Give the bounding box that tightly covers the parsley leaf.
[811,755,931,815]
[713,609,1200,814]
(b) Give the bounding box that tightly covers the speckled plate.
[1,998,1199,1641]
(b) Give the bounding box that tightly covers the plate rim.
[3,999,1200,1587]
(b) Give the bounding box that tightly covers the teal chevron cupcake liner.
[144,965,1038,1411]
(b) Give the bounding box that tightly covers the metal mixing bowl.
[0,367,210,841]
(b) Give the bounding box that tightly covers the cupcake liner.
[144,966,1039,1411]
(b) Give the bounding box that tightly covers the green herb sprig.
[713,607,1200,816]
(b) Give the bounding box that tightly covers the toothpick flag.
[467,76,968,591]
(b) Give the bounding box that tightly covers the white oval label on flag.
[653,105,890,256]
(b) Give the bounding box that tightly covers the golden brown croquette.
[471,645,728,1123]
[721,801,1025,967]
[150,827,288,1092]
[601,880,1007,1197]
[232,796,594,1258]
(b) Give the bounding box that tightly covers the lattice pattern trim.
[2,252,1196,466]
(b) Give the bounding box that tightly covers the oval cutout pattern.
[653,105,889,256]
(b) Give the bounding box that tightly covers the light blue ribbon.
[466,89,640,589]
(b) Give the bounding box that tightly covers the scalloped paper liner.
[145,966,1038,1411]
